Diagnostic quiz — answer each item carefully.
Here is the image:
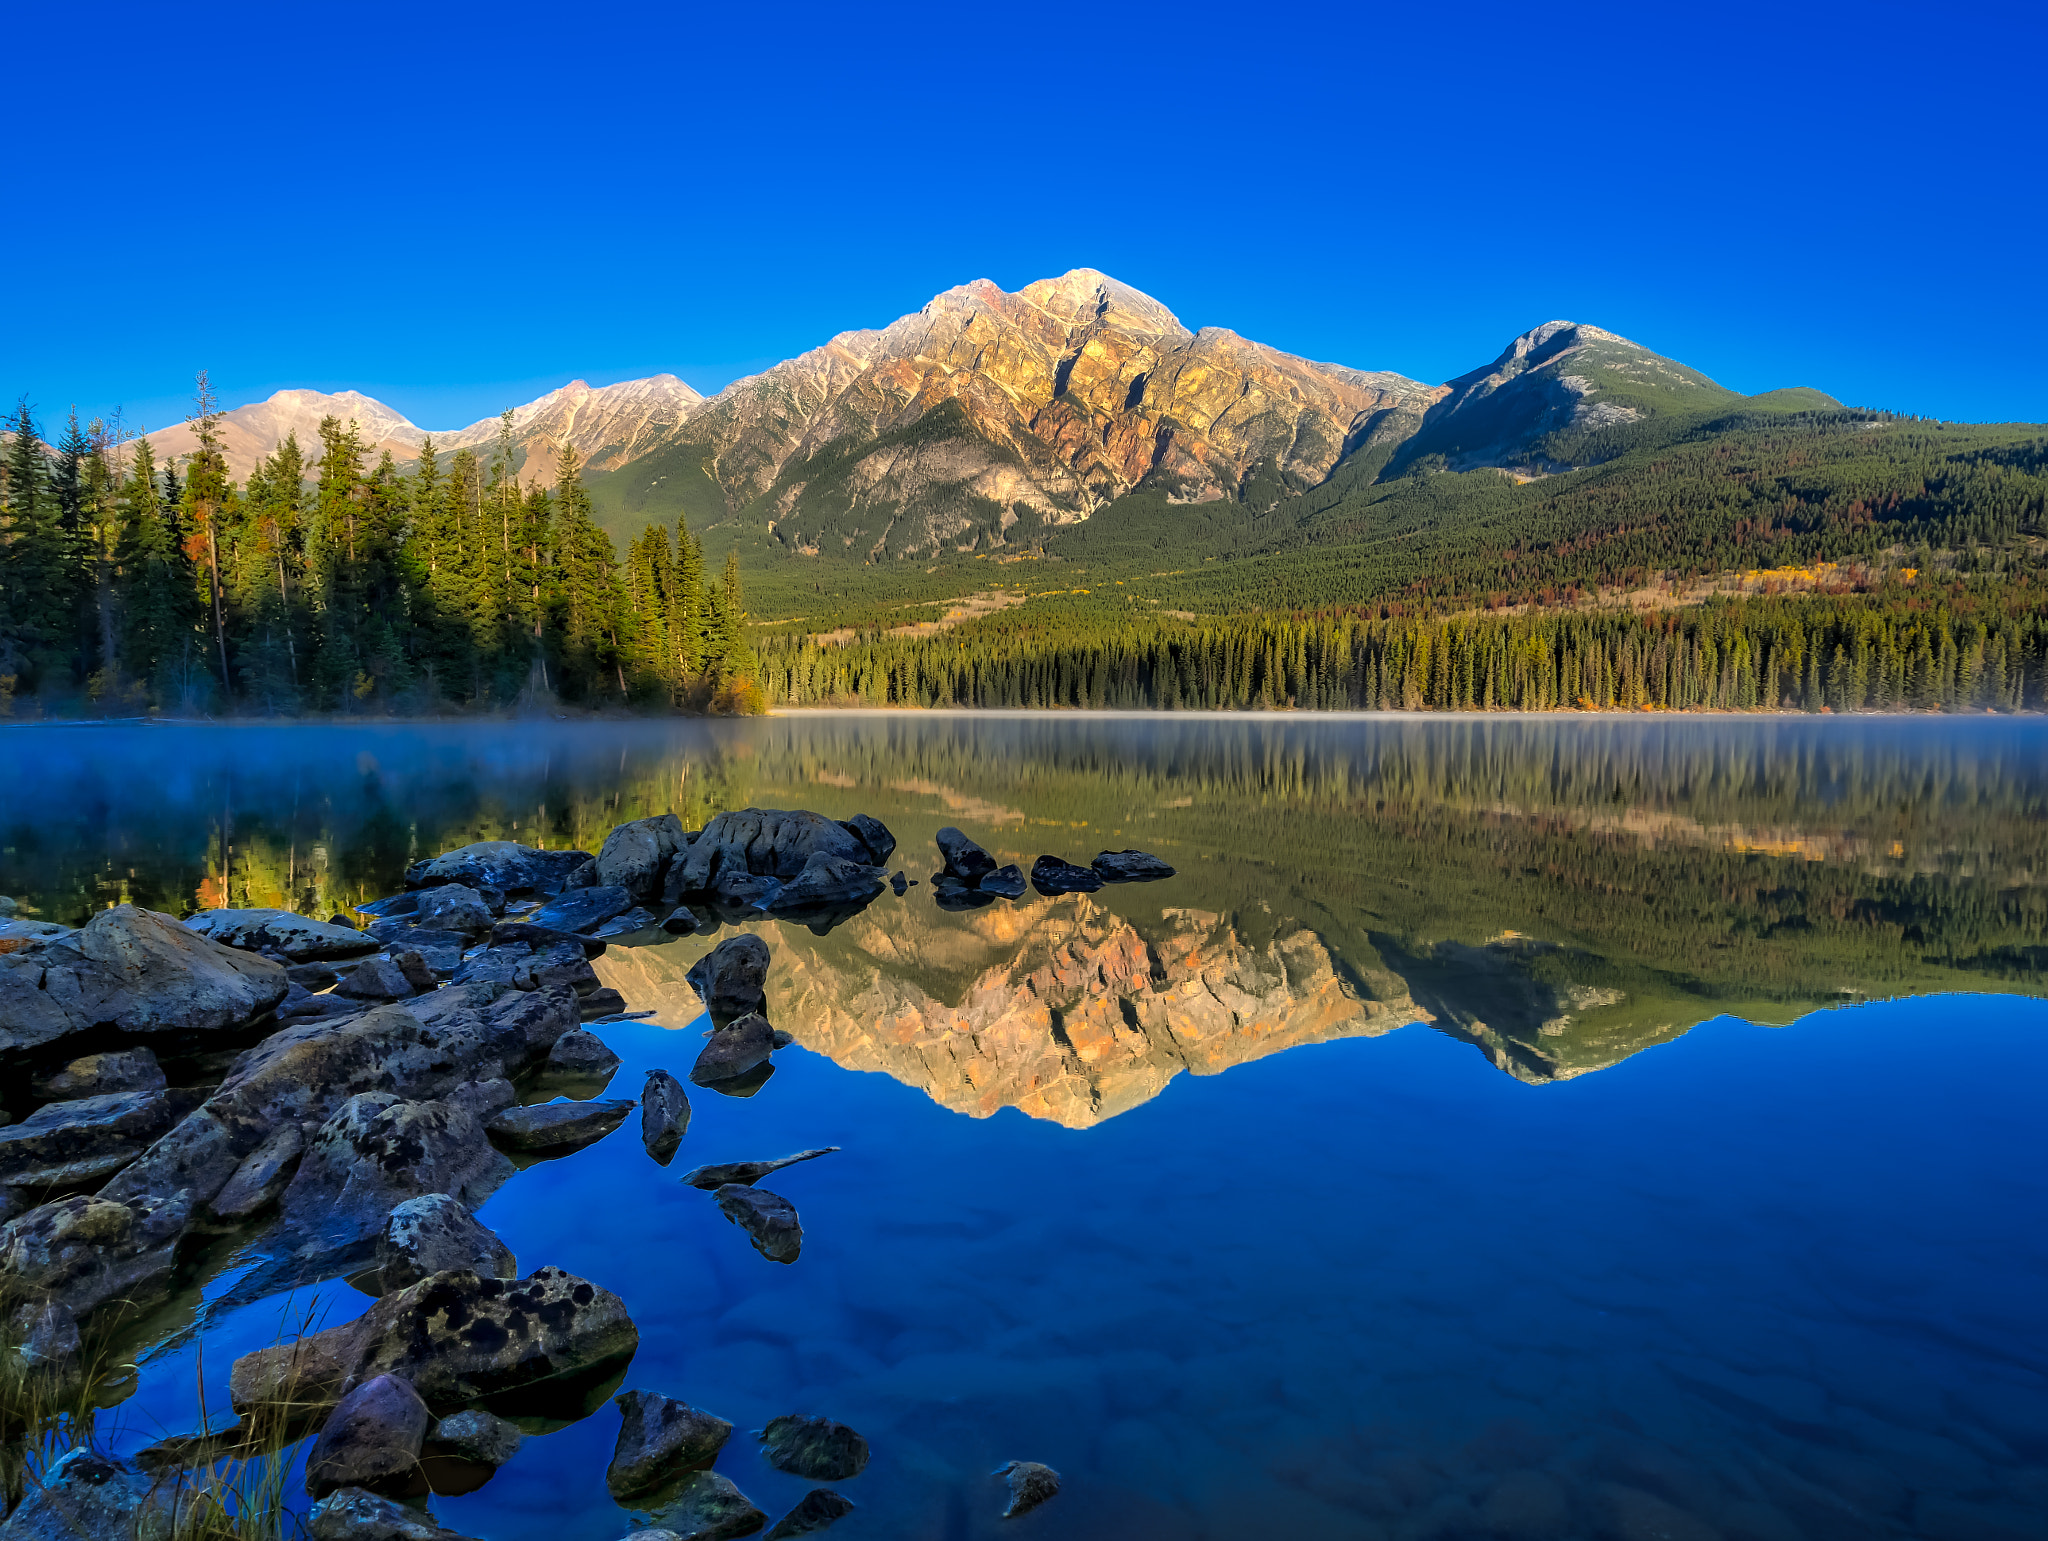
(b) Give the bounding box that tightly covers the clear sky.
[9,0,2044,436]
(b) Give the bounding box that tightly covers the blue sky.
[8,0,2044,435]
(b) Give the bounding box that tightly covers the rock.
[715,1185,801,1264]
[691,1014,776,1086]
[531,885,636,935]
[0,904,288,1054]
[307,1487,485,1541]
[411,886,496,936]
[0,1189,189,1320]
[667,809,875,899]
[451,939,597,995]
[548,1028,621,1076]
[488,921,606,956]
[484,1100,636,1153]
[280,1093,513,1248]
[446,1079,517,1122]
[661,906,706,935]
[209,1121,305,1219]
[684,935,771,1019]
[641,1071,690,1163]
[0,1448,185,1540]
[0,1186,18,1225]
[288,960,346,987]
[889,872,907,896]
[643,1471,767,1541]
[427,1408,523,1467]
[186,908,382,963]
[837,813,896,866]
[369,929,469,976]
[979,864,1027,899]
[765,853,888,915]
[0,1090,175,1187]
[1091,849,1175,882]
[607,1389,735,1501]
[578,986,631,1019]
[930,876,996,912]
[1028,855,1103,895]
[335,956,430,1001]
[10,1295,82,1389]
[758,1415,869,1481]
[677,1149,838,1191]
[597,815,691,903]
[406,843,594,897]
[279,984,367,1022]
[232,1265,639,1416]
[354,893,422,919]
[764,1489,856,1539]
[594,907,660,938]
[935,826,996,882]
[30,1048,165,1100]
[377,1194,516,1293]
[304,1373,432,1499]
[995,1460,1061,1518]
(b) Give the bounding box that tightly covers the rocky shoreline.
[0,810,1152,1537]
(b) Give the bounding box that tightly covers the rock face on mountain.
[1385,320,1736,476]
[144,390,430,481]
[611,270,1442,558]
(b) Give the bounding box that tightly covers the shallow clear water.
[4,715,2045,1540]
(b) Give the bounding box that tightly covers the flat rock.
[691,1013,776,1086]
[305,1372,432,1498]
[764,1489,856,1539]
[758,1415,869,1481]
[978,864,1027,899]
[607,1388,735,1501]
[0,903,288,1054]
[185,908,379,963]
[412,886,496,936]
[0,1089,175,1188]
[641,1071,691,1163]
[549,1028,621,1075]
[378,1193,516,1292]
[485,1099,636,1152]
[685,935,770,1020]
[678,1149,837,1191]
[597,815,691,902]
[1029,856,1103,895]
[935,826,996,882]
[30,1048,165,1100]
[0,1448,186,1540]
[428,1408,523,1467]
[531,884,636,934]
[643,1470,768,1541]
[715,1185,801,1264]
[281,1093,513,1248]
[308,1486,485,1541]
[1091,849,1176,882]
[594,907,660,938]
[354,893,422,919]
[406,842,593,896]
[765,853,887,915]
[995,1460,1061,1518]
[210,1120,305,1219]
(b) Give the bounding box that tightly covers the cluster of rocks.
[928,826,1176,908]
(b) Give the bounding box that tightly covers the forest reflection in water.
[5,712,2046,1108]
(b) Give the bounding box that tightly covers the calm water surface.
[3,714,2044,1540]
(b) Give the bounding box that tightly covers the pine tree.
[181,373,236,699]
[117,436,202,707]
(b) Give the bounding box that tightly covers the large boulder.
[231,1266,639,1416]
[665,810,874,900]
[0,904,288,1054]
[31,1048,166,1100]
[405,842,593,895]
[596,815,691,902]
[690,1014,776,1087]
[280,1093,513,1248]
[0,1090,176,1188]
[185,908,381,963]
[765,853,887,916]
[531,885,635,935]
[837,813,896,865]
[684,936,770,1020]
[304,1373,432,1499]
[378,1193,517,1293]
[0,1448,184,1540]
[0,1190,190,1319]
[411,886,496,936]
[934,827,996,882]
[607,1389,734,1501]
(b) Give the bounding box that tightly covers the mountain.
[589,269,1443,559]
[141,374,705,484]
[1383,320,1740,476]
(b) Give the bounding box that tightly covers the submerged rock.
[597,815,692,902]
[995,1460,1061,1518]
[641,1071,691,1163]
[685,935,771,1020]
[378,1193,517,1293]
[715,1185,801,1263]
[1029,855,1103,895]
[406,842,593,896]
[1091,849,1175,882]
[0,1089,175,1187]
[186,908,382,963]
[690,1013,777,1087]
[30,1048,165,1100]
[484,1099,636,1153]
[607,1389,735,1501]
[643,1471,768,1541]
[935,826,996,882]
[308,1486,485,1541]
[765,853,888,915]
[304,1372,432,1498]
[532,884,636,935]
[764,1489,856,1539]
[979,864,1027,899]
[281,1093,513,1248]
[678,1148,838,1191]
[758,1415,869,1481]
[0,903,288,1054]
[427,1408,523,1467]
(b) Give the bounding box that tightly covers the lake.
[3,713,2045,1541]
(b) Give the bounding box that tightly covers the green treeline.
[756,596,2048,713]
[0,389,759,716]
